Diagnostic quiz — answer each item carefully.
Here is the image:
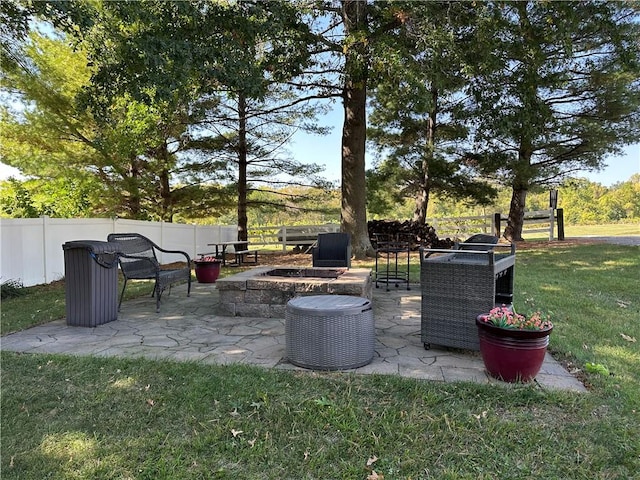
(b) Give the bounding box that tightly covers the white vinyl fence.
[1,210,562,287]
[0,217,237,286]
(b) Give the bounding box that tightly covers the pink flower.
[480,305,552,330]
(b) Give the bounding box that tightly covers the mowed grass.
[514,243,640,404]
[564,223,639,237]
[2,242,639,479]
[1,279,156,334]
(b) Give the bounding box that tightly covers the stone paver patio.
[0,282,586,392]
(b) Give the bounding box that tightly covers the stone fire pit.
[216,266,372,317]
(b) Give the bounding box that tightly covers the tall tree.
[467,1,640,241]
[0,30,109,211]
[0,27,215,221]
[3,1,325,227]
[182,87,331,240]
[367,2,496,223]
[303,1,409,257]
[76,0,327,236]
[339,0,374,256]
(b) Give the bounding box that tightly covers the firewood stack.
[367,220,454,250]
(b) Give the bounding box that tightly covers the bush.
[1,279,26,299]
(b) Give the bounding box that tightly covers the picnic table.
[204,241,258,266]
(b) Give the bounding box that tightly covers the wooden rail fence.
[248,209,565,251]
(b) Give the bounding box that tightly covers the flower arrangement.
[193,254,221,283]
[195,255,220,263]
[478,305,553,331]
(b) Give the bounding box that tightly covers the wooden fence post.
[556,208,565,240]
[281,226,287,252]
[493,213,502,237]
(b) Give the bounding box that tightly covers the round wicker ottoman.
[285,295,374,370]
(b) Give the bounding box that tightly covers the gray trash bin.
[62,240,120,327]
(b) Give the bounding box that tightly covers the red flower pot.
[476,316,553,382]
[194,260,221,283]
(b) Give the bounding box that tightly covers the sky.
[2,106,638,186]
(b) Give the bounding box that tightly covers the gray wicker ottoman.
[285,295,374,370]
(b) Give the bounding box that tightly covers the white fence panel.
[1,218,48,286]
[194,224,237,256]
[48,217,116,283]
[0,217,236,286]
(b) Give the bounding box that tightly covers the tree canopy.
[1,0,639,246]
[465,1,640,240]
[367,2,498,223]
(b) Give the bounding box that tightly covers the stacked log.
[367,220,454,249]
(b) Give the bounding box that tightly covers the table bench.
[232,249,258,266]
[277,224,340,252]
[205,241,258,266]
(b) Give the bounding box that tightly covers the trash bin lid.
[287,295,371,316]
[63,240,119,255]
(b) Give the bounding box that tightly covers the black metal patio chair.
[107,233,191,313]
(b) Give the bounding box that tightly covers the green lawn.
[564,223,639,237]
[2,243,639,479]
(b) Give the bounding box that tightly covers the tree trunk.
[504,138,534,241]
[237,92,248,242]
[159,167,172,222]
[158,142,173,222]
[127,156,142,219]
[413,187,429,224]
[504,186,527,241]
[413,88,438,224]
[341,0,374,258]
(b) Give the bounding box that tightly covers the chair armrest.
[153,246,191,264]
[419,248,457,259]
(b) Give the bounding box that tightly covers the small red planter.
[194,260,221,283]
[476,316,552,382]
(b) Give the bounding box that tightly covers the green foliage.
[0,279,25,300]
[0,179,38,218]
[0,29,186,220]
[464,2,640,239]
[560,175,640,224]
[1,1,329,227]
[211,186,341,227]
[0,177,98,218]
[585,363,611,376]
[3,1,639,235]
[366,174,640,226]
[0,31,98,179]
[368,2,497,220]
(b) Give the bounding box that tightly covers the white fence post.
[42,215,49,284]
[193,224,197,260]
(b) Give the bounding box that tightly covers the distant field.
[505,222,638,241]
[563,223,639,237]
